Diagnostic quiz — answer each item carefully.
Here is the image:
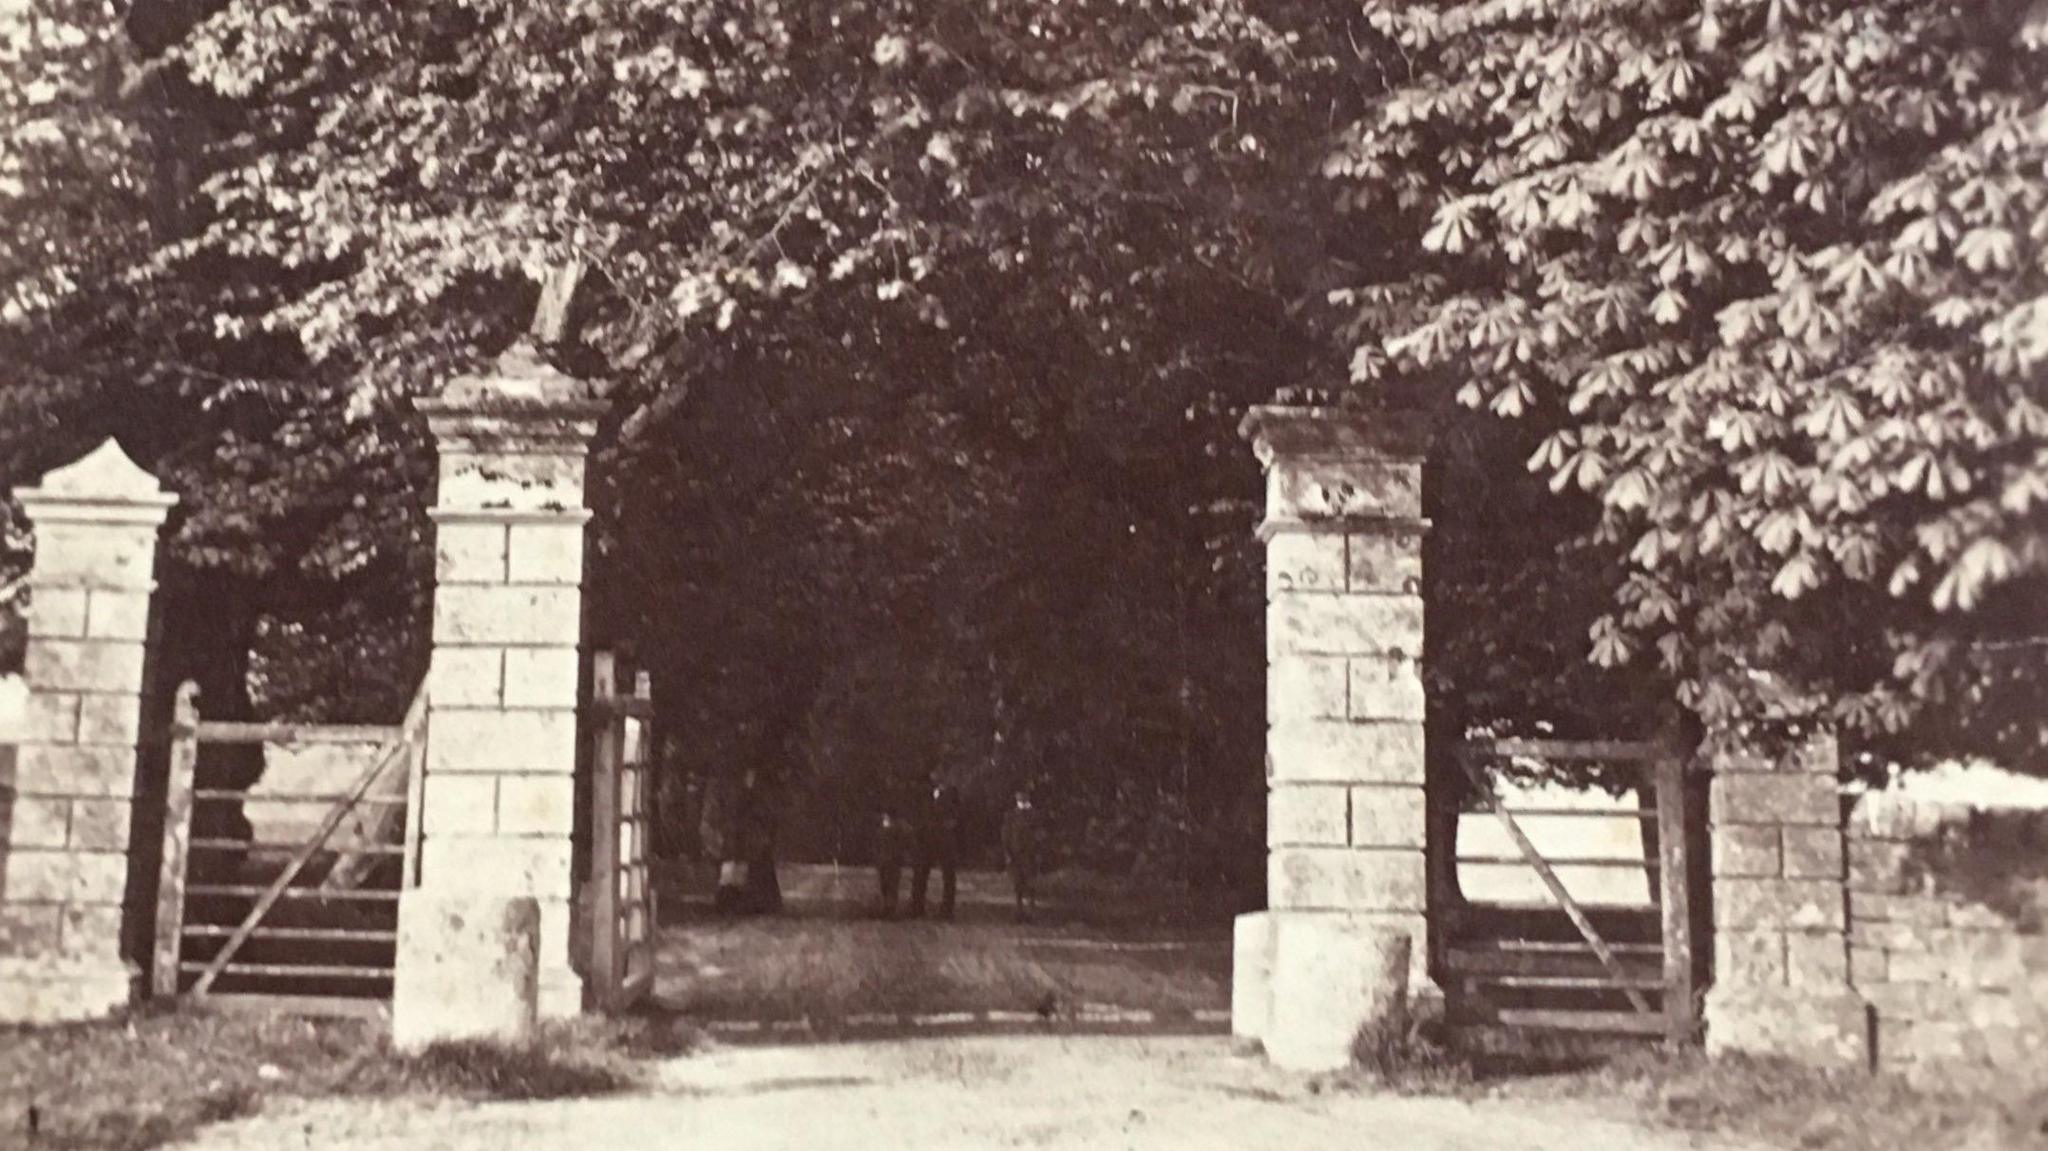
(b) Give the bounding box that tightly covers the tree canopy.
[1,0,2043,854]
[1328,0,2048,770]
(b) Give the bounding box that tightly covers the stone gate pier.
[1232,406,1434,1071]
[398,341,606,1034]
[0,441,177,1023]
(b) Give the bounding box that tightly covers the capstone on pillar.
[404,342,606,1023]
[1233,405,1434,1071]
[1,439,176,1024]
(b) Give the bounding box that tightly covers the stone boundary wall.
[1846,792,2048,1084]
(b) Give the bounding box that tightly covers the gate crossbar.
[186,712,425,997]
[1455,747,1656,1017]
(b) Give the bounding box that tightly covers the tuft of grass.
[1333,1012,1475,1095]
[0,1004,703,1151]
[1476,1046,2044,1151]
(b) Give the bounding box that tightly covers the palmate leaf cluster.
[162,0,1312,410]
[1330,0,2048,768]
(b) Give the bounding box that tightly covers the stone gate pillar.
[1233,406,1434,1071]
[1,440,176,1023]
[410,342,605,1020]
[1704,731,1868,1067]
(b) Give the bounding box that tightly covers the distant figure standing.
[736,767,783,915]
[874,804,915,919]
[1001,792,1044,920]
[910,773,964,920]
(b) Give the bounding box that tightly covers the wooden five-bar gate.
[584,652,657,1012]
[153,683,427,1013]
[1441,738,1707,1047]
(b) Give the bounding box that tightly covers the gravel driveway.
[170,1033,1755,1151]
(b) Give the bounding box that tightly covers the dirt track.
[171,1034,1756,1151]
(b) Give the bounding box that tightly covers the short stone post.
[1233,406,1434,1071]
[399,342,605,1027]
[0,440,176,1024]
[1703,730,1869,1067]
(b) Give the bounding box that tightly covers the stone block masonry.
[0,440,177,1025]
[1231,406,1434,1072]
[1844,791,2048,1085]
[397,341,607,1034]
[1703,732,1867,1069]
[1705,735,2048,1084]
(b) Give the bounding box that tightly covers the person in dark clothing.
[874,804,915,918]
[1000,791,1044,921]
[734,767,783,915]
[909,773,964,920]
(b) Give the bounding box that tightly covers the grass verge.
[0,1003,705,1151]
[1327,1026,2044,1151]
[1488,1048,2047,1151]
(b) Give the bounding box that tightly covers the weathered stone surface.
[1945,901,2019,930]
[75,693,142,746]
[1265,915,1411,1072]
[497,774,576,837]
[1268,847,1425,912]
[66,799,130,851]
[1847,838,1912,893]
[60,904,124,960]
[0,957,137,1025]
[1850,944,1888,986]
[1781,827,1845,880]
[23,640,147,695]
[1716,929,1787,987]
[21,692,80,742]
[0,906,63,958]
[418,836,573,899]
[1269,459,1423,523]
[1850,891,1948,926]
[83,590,151,641]
[1715,877,1846,931]
[502,647,581,709]
[432,585,582,645]
[1786,931,1849,988]
[12,744,137,797]
[1849,919,1927,951]
[1348,785,1426,849]
[428,647,505,707]
[424,709,577,774]
[435,520,509,583]
[507,521,586,585]
[1231,912,1273,1043]
[1711,771,1840,827]
[1884,947,1946,985]
[1267,721,1424,785]
[5,850,128,903]
[1712,825,1781,877]
[419,774,500,835]
[1265,533,1346,597]
[1344,531,1424,595]
[29,589,88,637]
[1346,654,1425,722]
[432,452,593,513]
[9,796,71,849]
[1268,786,1348,847]
[1705,985,1870,1069]
[23,524,163,588]
[1267,656,1347,722]
[391,890,539,1051]
[1268,594,1423,659]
